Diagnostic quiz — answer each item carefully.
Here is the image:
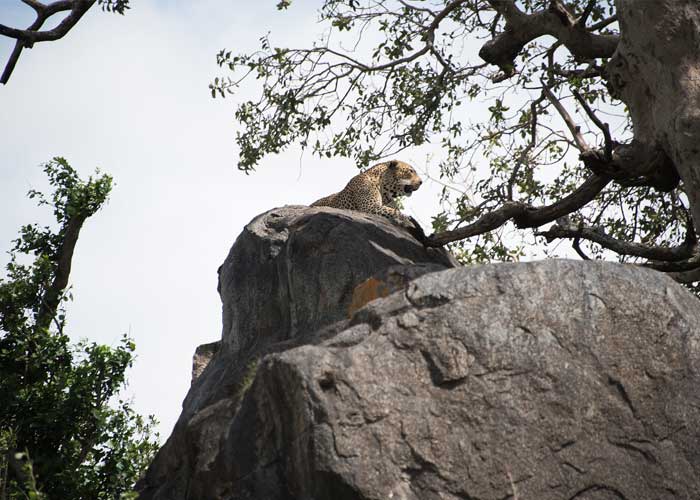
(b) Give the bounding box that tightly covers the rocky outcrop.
[136,206,456,499]
[137,206,700,500]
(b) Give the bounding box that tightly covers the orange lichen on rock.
[347,277,391,318]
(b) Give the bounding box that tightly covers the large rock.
[138,206,700,500]
[136,206,456,499]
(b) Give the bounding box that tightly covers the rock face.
[137,206,700,500]
[136,206,456,499]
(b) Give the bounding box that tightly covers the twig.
[578,0,596,26]
[571,88,613,159]
[541,82,589,152]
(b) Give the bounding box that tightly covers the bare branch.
[396,0,436,16]
[587,15,618,32]
[311,0,469,74]
[578,0,597,26]
[571,88,612,159]
[572,233,591,260]
[1,42,25,84]
[20,0,46,13]
[507,95,541,200]
[0,0,96,84]
[0,1,93,43]
[542,83,589,152]
[579,140,680,192]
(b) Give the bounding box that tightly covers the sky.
[0,1,484,437]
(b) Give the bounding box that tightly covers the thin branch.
[571,88,612,159]
[578,0,596,26]
[507,95,540,200]
[541,83,589,152]
[550,63,603,80]
[396,0,436,16]
[313,0,468,73]
[572,236,591,260]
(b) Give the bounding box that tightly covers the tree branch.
[479,0,619,77]
[426,174,611,246]
[0,0,96,84]
[35,214,87,331]
[572,232,591,260]
[578,0,596,26]
[321,0,468,73]
[536,219,696,261]
[571,88,612,159]
[668,268,700,284]
[643,255,700,273]
[579,140,680,192]
[542,83,589,152]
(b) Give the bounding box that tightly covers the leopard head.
[383,160,423,199]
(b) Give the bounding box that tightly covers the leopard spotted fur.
[310,160,422,227]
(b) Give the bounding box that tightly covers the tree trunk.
[610,0,700,225]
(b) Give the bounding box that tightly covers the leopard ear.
[388,160,398,170]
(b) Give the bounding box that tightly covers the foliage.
[0,158,159,499]
[211,0,698,286]
[98,0,131,15]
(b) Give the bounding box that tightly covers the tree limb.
[0,0,96,84]
[536,220,696,261]
[579,140,680,192]
[426,174,611,246]
[479,0,619,77]
[320,0,468,73]
[668,268,700,284]
[35,214,87,331]
[643,255,700,273]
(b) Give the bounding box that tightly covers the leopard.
[311,159,427,240]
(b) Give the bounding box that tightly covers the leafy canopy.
[211,0,698,289]
[0,158,158,499]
